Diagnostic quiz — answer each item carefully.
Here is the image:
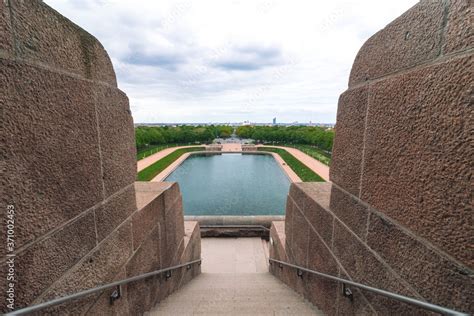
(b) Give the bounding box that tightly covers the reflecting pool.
[165,153,290,215]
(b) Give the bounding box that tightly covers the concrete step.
[146,273,324,315]
[147,273,323,316]
[146,238,323,315]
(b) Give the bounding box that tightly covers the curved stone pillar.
[2,1,199,314]
[271,1,473,314]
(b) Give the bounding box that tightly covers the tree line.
[236,125,334,152]
[135,125,233,151]
[136,124,334,153]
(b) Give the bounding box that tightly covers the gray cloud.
[213,45,285,71]
[45,0,418,123]
[123,50,186,70]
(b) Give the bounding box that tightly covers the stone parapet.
[242,144,257,151]
[272,1,472,312]
[205,144,223,151]
[270,183,473,315]
[5,182,201,314]
[1,1,200,313]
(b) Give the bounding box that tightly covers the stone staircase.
[146,238,322,315]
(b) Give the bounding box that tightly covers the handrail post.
[268,258,468,316]
[6,259,202,316]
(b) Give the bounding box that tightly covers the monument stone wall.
[270,0,473,314]
[1,1,200,314]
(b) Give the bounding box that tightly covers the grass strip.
[137,147,205,181]
[271,143,331,165]
[258,147,325,182]
[288,144,331,166]
[137,143,197,160]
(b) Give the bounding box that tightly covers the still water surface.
[165,153,290,215]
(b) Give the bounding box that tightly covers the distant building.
[272,117,276,125]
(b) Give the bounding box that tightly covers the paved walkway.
[200,238,268,273]
[137,146,196,172]
[257,146,330,181]
[221,143,242,152]
[146,238,322,315]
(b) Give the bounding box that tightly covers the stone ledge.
[281,182,474,314]
[185,215,284,226]
[269,221,287,262]
[133,182,167,250]
[289,183,333,246]
[134,182,171,209]
[133,181,186,268]
[269,221,290,286]
[178,221,202,286]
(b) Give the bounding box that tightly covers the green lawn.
[258,147,325,182]
[271,144,331,166]
[136,143,196,161]
[137,147,205,181]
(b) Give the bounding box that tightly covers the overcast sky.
[45,0,417,124]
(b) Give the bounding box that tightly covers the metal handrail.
[6,259,202,315]
[269,258,468,316]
